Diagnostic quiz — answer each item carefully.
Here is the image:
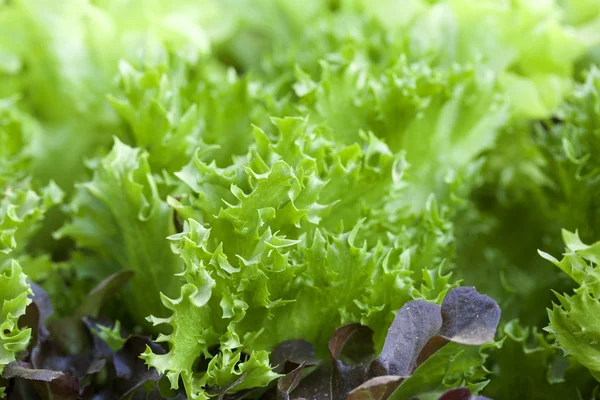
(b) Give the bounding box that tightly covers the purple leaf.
[438,388,492,400]
[347,376,404,400]
[370,301,442,377]
[439,287,501,344]
[328,323,374,367]
[2,361,80,400]
[277,363,305,400]
[82,316,120,359]
[114,335,165,398]
[20,282,54,349]
[31,336,94,378]
[271,340,319,374]
[371,287,500,378]
[282,324,375,400]
[2,361,64,382]
[329,324,374,398]
[255,288,500,400]
[418,288,501,368]
[285,364,331,400]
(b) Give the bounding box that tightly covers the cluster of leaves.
[3,0,600,399]
[1,279,499,400]
[267,286,500,400]
[0,271,179,399]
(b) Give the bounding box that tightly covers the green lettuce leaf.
[0,95,63,264]
[453,65,600,325]
[541,230,600,382]
[483,320,598,399]
[347,0,596,118]
[107,53,285,173]
[0,260,32,396]
[5,1,600,398]
[289,55,507,214]
[0,97,37,186]
[0,0,213,189]
[142,117,458,399]
[0,182,63,265]
[57,139,182,326]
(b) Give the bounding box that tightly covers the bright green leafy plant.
[2,0,600,399]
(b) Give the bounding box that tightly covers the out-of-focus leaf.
[348,376,404,400]
[113,335,166,398]
[437,387,490,400]
[74,270,134,319]
[271,340,319,374]
[482,320,597,400]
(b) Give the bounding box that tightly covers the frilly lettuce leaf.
[482,320,598,399]
[57,139,182,325]
[141,117,458,399]
[0,181,63,264]
[239,0,597,124]
[0,0,222,259]
[0,96,71,333]
[0,0,121,188]
[107,59,203,174]
[108,54,285,173]
[453,65,600,325]
[540,230,600,383]
[0,0,214,189]
[0,97,38,186]
[289,54,507,214]
[0,261,32,395]
[540,75,600,384]
[206,0,331,71]
[551,66,600,197]
[0,96,64,264]
[344,0,597,118]
[444,64,600,400]
[6,1,600,398]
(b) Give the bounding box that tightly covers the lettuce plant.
[2,0,600,399]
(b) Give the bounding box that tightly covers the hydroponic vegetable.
[2,0,600,399]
